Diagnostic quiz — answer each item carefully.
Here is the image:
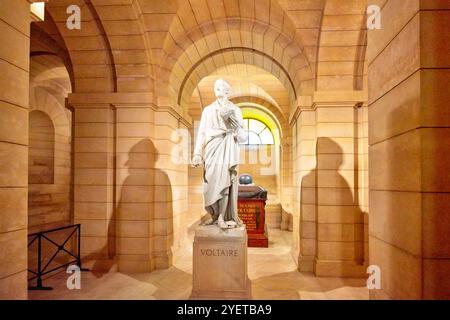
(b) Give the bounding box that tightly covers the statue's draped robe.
[194,101,247,223]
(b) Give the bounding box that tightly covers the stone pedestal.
[191,225,251,299]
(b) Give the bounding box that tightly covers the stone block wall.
[0,0,30,300]
[368,0,450,299]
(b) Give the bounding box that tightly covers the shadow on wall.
[89,138,174,276]
[299,137,365,272]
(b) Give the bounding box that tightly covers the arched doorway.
[238,107,284,230]
[175,59,300,289]
[29,110,55,185]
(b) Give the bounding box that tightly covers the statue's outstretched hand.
[191,155,203,167]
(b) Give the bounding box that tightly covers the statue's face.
[214,79,231,99]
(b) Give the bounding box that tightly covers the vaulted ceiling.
[191,64,289,115]
[36,0,368,116]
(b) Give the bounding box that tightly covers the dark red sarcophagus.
[237,185,269,248]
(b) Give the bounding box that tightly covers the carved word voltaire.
[201,249,238,257]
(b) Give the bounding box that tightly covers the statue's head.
[214,78,231,99]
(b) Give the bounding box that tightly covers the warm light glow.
[31,2,45,21]
[239,106,281,145]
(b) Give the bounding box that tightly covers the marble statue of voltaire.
[191,79,247,229]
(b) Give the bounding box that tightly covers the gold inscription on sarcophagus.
[237,198,269,247]
[238,202,260,231]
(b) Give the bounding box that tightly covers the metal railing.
[27,223,88,290]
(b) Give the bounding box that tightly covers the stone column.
[313,92,367,277]
[295,106,317,272]
[0,0,31,299]
[294,92,368,277]
[280,135,293,230]
[114,100,155,272]
[70,95,115,271]
[69,94,190,272]
[357,103,369,267]
[152,99,190,268]
[368,0,450,299]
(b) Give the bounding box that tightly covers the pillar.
[152,99,189,266]
[368,0,450,299]
[71,96,115,271]
[69,93,190,272]
[295,106,317,272]
[0,0,31,299]
[313,92,367,278]
[114,101,155,272]
[294,91,368,277]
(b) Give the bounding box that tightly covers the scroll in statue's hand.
[220,109,239,130]
[228,116,239,129]
[220,109,234,121]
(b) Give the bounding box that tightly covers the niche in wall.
[28,110,55,184]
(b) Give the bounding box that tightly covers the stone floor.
[29,229,369,300]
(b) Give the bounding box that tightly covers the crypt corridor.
[0,0,449,300]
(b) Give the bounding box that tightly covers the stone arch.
[42,0,163,95]
[353,17,368,91]
[187,64,294,130]
[161,0,315,109]
[315,0,368,91]
[177,47,299,108]
[231,95,289,137]
[29,85,71,139]
[173,45,306,118]
[45,0,117,93]
[89,0,154,93]
[30,22,75,91]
